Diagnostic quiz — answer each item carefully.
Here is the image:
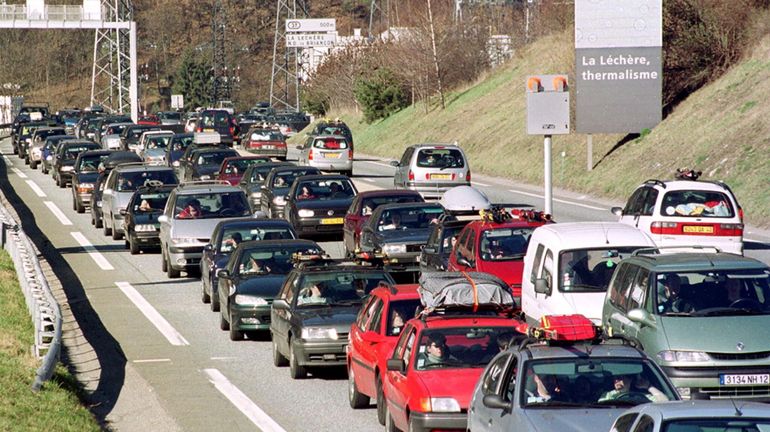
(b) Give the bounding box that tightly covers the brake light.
[408,170,414,181]
[650,222,743,237]
[348,149,353,159]
[738,207,744,222]
[308,150,313,161]
[229,126,235,137]
[717,223,743,236]
[196,126,203,132]
[466,171,471,182]
[650,221,678,235]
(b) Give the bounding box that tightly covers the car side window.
[399,148,413,166]
[356,296,377,330]
[501,356,519,402]
[541,250,554,292]
[626,267,651,311]
[401,330,416,371]
[610,413,639,432]
[610,264,639,312]
[631,415,655,432]
[360,297,382,332]
[466,230,476,258]
[641,188,659,216]
[623,187,646,215]
[368,300,384,334]
[529,243,545,283]
[393,324,412,358]
[482,354,511,396]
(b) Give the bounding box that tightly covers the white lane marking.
[507,189,605,211]
[26,180,46,197]
[210,356,238,361]
[3,155,13,166]
[115,281,190,346]
[362,160,395,169]
[70,232,114,270]
[203,369,287,432]
[473,181,490,187]
[12,167,27,178]
[133,358,172,364]
[44,201,73,225]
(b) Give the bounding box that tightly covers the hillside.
[332,29,770,228]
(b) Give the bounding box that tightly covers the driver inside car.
[598,374,666,403]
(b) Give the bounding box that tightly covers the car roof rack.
[631,245,722,257]
[642,179,667,188]
[178,180,232,188]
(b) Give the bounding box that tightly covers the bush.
[354,69,409,123]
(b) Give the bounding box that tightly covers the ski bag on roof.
[418,272,515,310]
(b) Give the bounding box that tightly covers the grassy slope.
[0,251,101,432]
[333,29,770,228]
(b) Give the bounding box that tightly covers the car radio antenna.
[729,398,743,417]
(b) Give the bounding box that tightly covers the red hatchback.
[347,283,422,424]
[448,209,551,300]
[244,127,288,160]
[216,156,270,186]
[382,313,524,432]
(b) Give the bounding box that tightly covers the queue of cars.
[7,105,769,431]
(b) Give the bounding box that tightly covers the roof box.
[194,132,221,145]
[418,272,514,310]
[440,186,491,214]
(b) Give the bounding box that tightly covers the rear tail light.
[196,126,203,132]
[308,150,313,161]
[651,222,743,237]
[229,126,235,137]
[348,149,353,160]
[738,207,744,222]
[408,170,414,181]
[650,221,679,235]
[466,171,471,182]
[717,223,743,236]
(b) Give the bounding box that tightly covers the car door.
[202,225,221,286]
[419,225,442,271]
[385,325,416,430]
[469,353,514,431]
[351,296,385,395]
[605,263,640,336]
[621,266,653,343]
[101,170,118,224]
[619,186,657,230]
[343,196,361,253]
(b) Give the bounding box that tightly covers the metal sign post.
[526,75,570,215]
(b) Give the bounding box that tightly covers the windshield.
[376,206,444,231]
[236,244,322,276]
[170,135,194,151]
[662,419,770,432]
[416,148,465,169]
[219,227,296,253]
[250,131,283,141]
[521,358,676,407]
[559,247,641,293]
[202,112,230,127]
[654,270,770,316]
[64,146,96,160]
[296,271,392,307]
[660,190,735,218]
[174,192,250,219]
[117,171,177,192]
[414,327,516,371]
[223,159,265,175]
[361,195,423,216]
[480,227,534,261]
[295,179,356,200]
[312,138,348,150]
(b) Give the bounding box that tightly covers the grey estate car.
[391,143,471,199]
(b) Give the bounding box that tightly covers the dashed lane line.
[3,155,13,166]
[11,167,27,178]
[473,181,490,187]
[203,369,287,432]
[70,232,115,270]
[133,358,172,364]
[507,189,606,211]
[115,281,190,346]
[44,201,73,225]
[25,180,46,197]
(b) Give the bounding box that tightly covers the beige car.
[391,143,471,199]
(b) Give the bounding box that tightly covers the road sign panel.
[526,75,570,135]
[286,33,336,48]
[285,18,336,33]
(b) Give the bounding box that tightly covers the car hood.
[659,315,770,353]
[521,407,625,432]
[236,275,287,298]
[378,228,432,245]
[295,305,360,330]
[294,198,353,212]
[414,368,484,407]
[170,219,222,239]
[75,172,99,183]
[476,260,524,286]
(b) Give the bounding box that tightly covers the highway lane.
[2,138,768,432]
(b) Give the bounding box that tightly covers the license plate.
[321,217,344,225]
[263,145,274,150]
[683,225,714,234]
[720,374,770,386]
[324,153,341,159]
[430,173,451,180]
[203,128,214,132]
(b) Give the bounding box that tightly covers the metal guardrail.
[0,205,62,391]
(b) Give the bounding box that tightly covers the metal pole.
[129,21,138,122]
[90,30,98,107]
[544,134,553,215]
[586,134,593,171]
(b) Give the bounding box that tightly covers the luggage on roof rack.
[418,272,514,311]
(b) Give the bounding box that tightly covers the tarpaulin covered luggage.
[418,272,515,310]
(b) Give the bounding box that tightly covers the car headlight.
[32,148,42,156]
[301,327,338,340]
[61,166,74,172]
[171,237,198,245]
[419,397,461,413]
[134,224,157,232]
[298,209,314,217]
[382,244,407,255]
[172,160,180,167]
[273,196,286,206]
[657,351,710,362]
[250,192,261,199]
[77,183,94,193]
[234,295,268,306]
[199,175,211,180]
[96,201,102,208]
[46,155,53,161]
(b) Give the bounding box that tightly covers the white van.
[521,222,655,325]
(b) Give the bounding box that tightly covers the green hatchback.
[602,247,770,400]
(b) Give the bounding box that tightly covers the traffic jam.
[7,103,770,431]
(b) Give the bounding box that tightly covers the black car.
[71,150,113,213]
[358,202,450,274]
[90,151,143,228]
[217,239,322,341]
[195,109,236,145]
[179,147,239,182]
[165,133,194,170]
[92,115,132,144]
[283,174,358,238]
[202,218,297,312]
[121,124,161,152]
[239,162,295,210]
[419,216,473,272]
[270,263,395,378]
[53,140,101,188]
[41,135,77,174]
[16,120,58,158]
[123,184,175,254]
[259,166,322,219]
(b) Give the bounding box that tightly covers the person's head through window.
[726,278,743,303]
[139,199,153,212]
[564,250,592,286]
[529,370,563,401]
[659,274,693,313]
[488,240,505,259]
[298,185,314,200]
[383,212,402,230]
[329,182,343,197]
[224,232,242,250]
[179,199,202,219]
[362,202,374,216]
[391,309,405,335]
[425,334,448,364]
[246,257,270,274]
[497,332,515,352]
[299,282,327,304]
[274,176,287,187]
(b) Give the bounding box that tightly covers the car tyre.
[94,213,103,228]
[161,249,168,272]
[289,341,307,379]
[211,293,220,312]
[376,377,387,425]
[167,263,181,279]
[201,283,210,303]
[30,160,37,169]
[111,219,123,240]
[103,218,112,236]
[219,310,229,330]
[24,154,29,165]
[272,338,288,367]
[229,320,244,341]
[42,165,48,174]
[348,366,370,409]
[385,405,399,432]
[76,200,85,214]
[129,238,140,255]
[343,169,353,178]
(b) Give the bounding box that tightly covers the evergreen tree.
[172,50,213,110]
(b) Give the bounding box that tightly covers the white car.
[609,400,770,432]
[612,174,744,255]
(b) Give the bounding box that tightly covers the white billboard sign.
[285,18,336,33]
[286,33,336,48]
[171,94,184,109]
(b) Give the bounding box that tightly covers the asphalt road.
[1,137,768,432]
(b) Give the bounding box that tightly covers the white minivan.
[520,222,656,325]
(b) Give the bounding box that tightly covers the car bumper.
[404,181,471,199]
[130,231,161,246]
[663,365,770,400]
[408,411,467,432]
[650,235,743,256]
[230,304,272,331]
[167,245,205,269]
[295,339,348,367]
[307,160,353,172]
[246,148,287,158]
[295,218,345,235]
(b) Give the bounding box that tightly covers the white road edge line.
[11,167,27,178]
[133,358,172,363]
[26,180,46,197]
[508,189,606,211]
[115,281,190,346]
[473,181,490,187]
[203,369,287,432]
[3,155,13,166]
[44,201,73,225]
[363,160,395,169]
[70,232,114,270]
[359,178,375,183]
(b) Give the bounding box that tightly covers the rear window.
[219,227,296,252]
[271,169,317,188]
[118,171,177,192]
[65,146,96,158]
[196,151,237,167]
[295,179,356,200]
[250,131,284,141]
[132,191,171,213]
[416,148,465,169]
[361,195,423,215]
[202,112,230,127]
[77,154,109,172]
[660,190,735,218]
[223,159,266,174]
[312,138,348,150]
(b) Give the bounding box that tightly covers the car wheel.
[42,165,48,174]
[103,217,112,236]
[201,281,210,303]
[129,238,140,255]
[211,293,220,312]
[30,160,37,169]
[385,405,399,432]
[348,366,370,409]
[376,377,387,425]
[167,262,181,279]
[24,155,29,165]
[95,213,103,228]
[219,310,229,330]
[161,249,168,272]
[76,199,85,214]
[229,320,244,341]
[289,341,307,379]
[54,174,60,186]
[272,337,288,367]
[111,219,123,240]
[59,177,66,188]
[343,169,353,178]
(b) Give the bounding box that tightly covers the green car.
[602,247,770,400]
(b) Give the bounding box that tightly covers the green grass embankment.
[0,251,101,431]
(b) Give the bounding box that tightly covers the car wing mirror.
[389,161,399,167]
[204,244,213,252]
[272,299,289,310]
[482,394,512,411]
[295,145,303,150]
[422,246,436,254]
[534,278,551,296]
[216,269,230,279]
[611,206,623,216]
[157,215,169,223]
[386,358,405,374]
[627,308,655,327]
[457,257,474,268]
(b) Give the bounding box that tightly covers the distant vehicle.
[41,135,77,175]
[238,162,295,211]
[53,140,101,188]
[297,134,353,177]
[216,156,271,186]
[195,109,236,146]
[179,147,239,182]
[27,126,66,168]
[272,111,310,137]
[392,143,471,200]
[310,120,353,147]
[121,124,161,153]
[156,111,183,126]
[612,170,744,255]
[137,131,174,165]
[90,151,143,229]
[137,114,161,126]
[418,216,473,272]
[243,126,287,160]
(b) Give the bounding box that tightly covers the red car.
[216,156,271,186]
[343,190,424,258]
[244,127,288,160]
[347,283,422,425]
[382,312,524,432]
[448,209,552,300]
[137,115,161,125]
